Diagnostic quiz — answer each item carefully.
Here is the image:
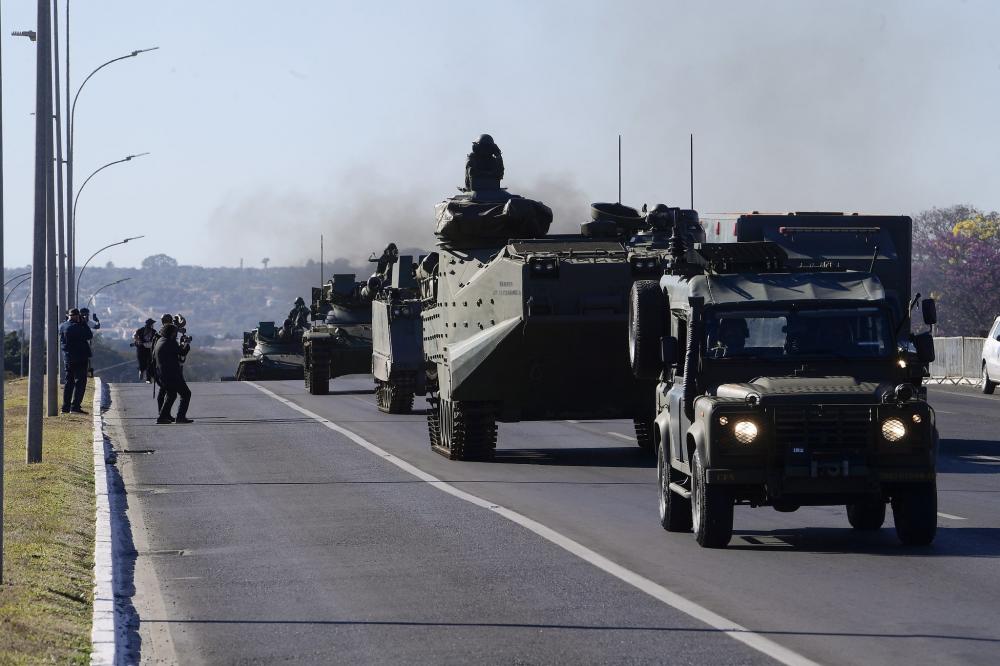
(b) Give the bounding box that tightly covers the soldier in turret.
[464,134,504,190]
[289,297,311,329]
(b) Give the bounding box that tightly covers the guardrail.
[928,336,985,385]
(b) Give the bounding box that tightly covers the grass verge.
[0,378,95,665]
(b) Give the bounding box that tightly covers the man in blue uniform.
[58,307,93,414]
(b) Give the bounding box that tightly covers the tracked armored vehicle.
[629,212,939,548]
[234,321,305,381]
[417,162,682,459]
[370,246,425,413]
[301,274,374,395]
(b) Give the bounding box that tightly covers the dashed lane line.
[249,382,819,666]
[937,512,967,521]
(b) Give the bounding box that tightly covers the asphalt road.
[109,378,1000,665]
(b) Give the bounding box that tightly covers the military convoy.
[301,274,374,395]
[280,135,940,549]
[234,321,305,381]
[629,212,938,548]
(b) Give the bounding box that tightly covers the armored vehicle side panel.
[372,298,423,412]
[423,236,659,460]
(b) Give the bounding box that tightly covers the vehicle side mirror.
[921,298,937,326]
[914,331,935,364]
[660,336,679,367]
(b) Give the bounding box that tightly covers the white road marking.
[937,512,967,521]
[565,419,579,424]
[606,431,635,442]
[249,382,819,666]
[966,455,1000,463]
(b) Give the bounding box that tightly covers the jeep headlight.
[733,420,758,444]
[881,418,906,442]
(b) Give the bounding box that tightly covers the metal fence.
[928,336,985,384]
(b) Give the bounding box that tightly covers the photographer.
[58,308,93,414]
[153,323,193,424]
[133,318,157,382]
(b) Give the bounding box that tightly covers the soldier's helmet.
[294,296,305,306]
[145,318,155,326]
[161,313,173,324]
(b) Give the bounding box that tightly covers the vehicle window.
[705,307,892,360]
[992,318,1000,340]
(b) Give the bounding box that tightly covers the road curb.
[90,379,119,665]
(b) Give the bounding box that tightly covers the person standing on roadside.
[58,308,93,414]
[133,318,157,382]
[153,323,193,424]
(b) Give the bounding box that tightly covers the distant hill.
[1,251,428,342]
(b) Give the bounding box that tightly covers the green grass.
[0,378,95,665]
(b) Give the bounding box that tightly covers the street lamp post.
[66,46,157,307]
[3,275,31,308]
[70,153,148,276]
[3,271,31,288]
[86,277,131,310]
[75,236,143,307]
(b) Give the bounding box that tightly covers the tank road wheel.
[982,363,997,395]
[892,483,937,546]
[628,280,666,381]
[658,440,692,532]
[376,380,415,414]
[304,348,330,395]
[847,500,886,530]
[690,450,733,548]
[432,398,497,461]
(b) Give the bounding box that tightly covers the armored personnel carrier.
[416,150,681,460]
[369,245,425,413]
[234,321,305,381]
[301,274,374,394]
[629,212,939,548]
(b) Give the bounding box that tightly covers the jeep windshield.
[704,306,893,360]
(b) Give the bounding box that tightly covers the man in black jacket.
[58,307,93,414]
[153,324,193,424]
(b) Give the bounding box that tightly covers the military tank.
[369,245,425,413]
[301,274,374,395]
[234,321,305,381]
[416,139,677,460]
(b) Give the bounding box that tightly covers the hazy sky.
[3,0,999,268]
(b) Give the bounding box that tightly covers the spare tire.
[629,280,666,380]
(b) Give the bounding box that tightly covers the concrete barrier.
[928,336,985,384]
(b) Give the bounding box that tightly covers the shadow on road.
[493,446,655,468]
[729,526,1000,557]
[938,438,1000,474]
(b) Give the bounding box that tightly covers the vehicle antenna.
[868,244,879,273]
[617,134,622,204]
[689,133,694,209]
[320,234,324,286]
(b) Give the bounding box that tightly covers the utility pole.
[0,0,8,584]
[53,0,67,321]
[65,0,73,308]
[45,19,59,418]
[27,0,53,461]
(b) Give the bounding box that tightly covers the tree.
[142,254,178,269]
[912,206,1000,335]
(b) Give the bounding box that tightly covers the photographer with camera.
[153,322,193,424]
[132,318,157,383]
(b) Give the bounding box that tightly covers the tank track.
[304,347,330,395]
[431,398,497,461]
[375,378,415,414]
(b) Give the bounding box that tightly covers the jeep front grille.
[773,406,873,453]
